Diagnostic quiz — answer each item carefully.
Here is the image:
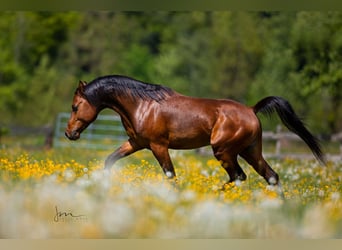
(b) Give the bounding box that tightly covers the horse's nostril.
[65,130,79,140]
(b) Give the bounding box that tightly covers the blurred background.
[0,11,341,152]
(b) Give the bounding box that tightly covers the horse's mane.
[84,75,174,106]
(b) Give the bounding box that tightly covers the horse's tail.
[253,96,326,165]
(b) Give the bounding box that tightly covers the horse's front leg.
[150,143,176,179]
[104,140,140,170]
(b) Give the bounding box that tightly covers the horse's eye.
[72,105,78,112]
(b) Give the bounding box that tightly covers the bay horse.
[65,75,325,187]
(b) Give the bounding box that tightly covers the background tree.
[0,11,341,135]
[290,12,342,133]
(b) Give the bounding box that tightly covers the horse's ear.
[77,80,87,95]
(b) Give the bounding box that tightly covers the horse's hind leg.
[240,142,285,198]
[212,147,247,183]
[239,141,279,186]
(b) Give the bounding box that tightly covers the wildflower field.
[0,146,341,239]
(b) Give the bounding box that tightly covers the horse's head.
[65,81,98,140]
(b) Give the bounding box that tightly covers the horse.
[65,75,325,187]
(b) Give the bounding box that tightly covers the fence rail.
[53,112,127,150]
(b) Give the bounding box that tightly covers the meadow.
[0,144,341,238]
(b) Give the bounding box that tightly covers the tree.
[153,12,263,100]
[208,12,263,101]
[0,12,28,120]
[290,12,342,133]
[0,12,79,125]
[0,11,341,133]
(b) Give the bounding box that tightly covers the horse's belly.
[168,132,211,149]
[169,140,210,149]
[165,114,213,149]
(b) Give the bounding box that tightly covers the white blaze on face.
[166,171,173,178]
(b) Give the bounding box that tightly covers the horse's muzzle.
[65,130,80,140]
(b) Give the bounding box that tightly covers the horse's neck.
[108,94,136,113]
[108,97,140,133]
[92,85,144,132]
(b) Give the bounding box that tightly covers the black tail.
[253,96,326,165]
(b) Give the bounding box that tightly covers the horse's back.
[164,94,260,141]
[162,94,258,130]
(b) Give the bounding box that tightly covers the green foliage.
[0,12,79,125]
[0,11,341,134]
[290,12,342,132]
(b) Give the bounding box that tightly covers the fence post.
[44,127,53,150]
[331,132,342,156]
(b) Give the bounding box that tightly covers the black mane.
[83,75,174,106]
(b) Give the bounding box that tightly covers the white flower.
[259,197,283,209]
[201,170,209,177]
[318,190,325,197]
[181,190,196,201]
[100,201,135,236]
[330,192,340,201]
[291,174,300,181]
[63,169,75,182]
